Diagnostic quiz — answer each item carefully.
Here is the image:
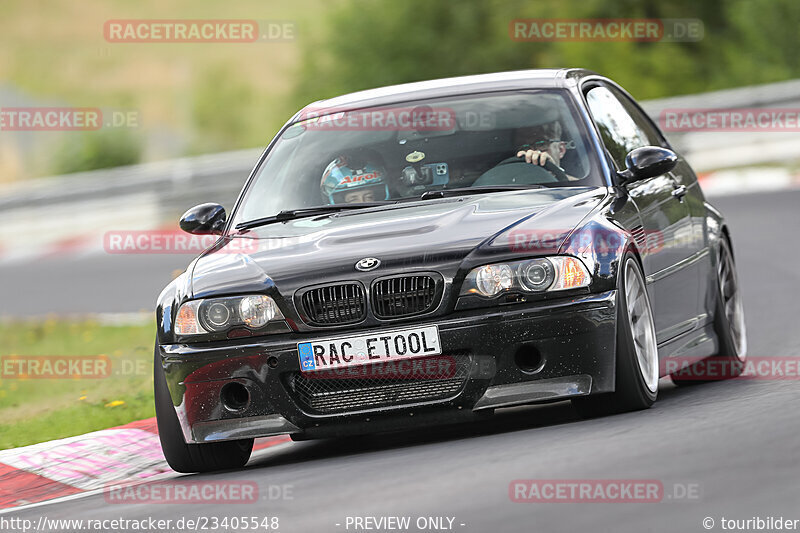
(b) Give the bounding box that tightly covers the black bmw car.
[154,69,746,472]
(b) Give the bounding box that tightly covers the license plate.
[297,325,441,372]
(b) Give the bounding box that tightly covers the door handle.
[672,185,687,200]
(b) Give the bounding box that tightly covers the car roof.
[299,68,598,115]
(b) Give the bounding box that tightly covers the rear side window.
[585,86,661,169]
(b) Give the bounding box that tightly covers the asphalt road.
[0,254,187,317]
[6,189,800,533]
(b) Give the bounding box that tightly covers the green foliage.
[51,129,142,175]
[0,319,155,449]
[295,0,800,105]
[190,64,256,153]
[0,393,155,450]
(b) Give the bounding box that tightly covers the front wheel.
[671,237,746,385]
[573,253,658,417]
[154,346,254,473]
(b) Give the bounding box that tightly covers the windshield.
[232,90,603,227]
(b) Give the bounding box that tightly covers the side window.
[610,87,664,148]
[585,86,658,169]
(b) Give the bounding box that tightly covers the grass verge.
[0,318,155,449]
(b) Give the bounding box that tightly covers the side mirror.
[618,146,678,184]
[179,203,227,235]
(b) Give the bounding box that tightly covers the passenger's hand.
[516,149,555,166]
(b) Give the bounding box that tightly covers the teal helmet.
[320,153,390,204]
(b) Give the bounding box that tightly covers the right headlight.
[460,256,591,298]
[175,294,285,338]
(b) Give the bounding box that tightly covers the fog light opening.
[220,382,250,412]
[514,344,544,374]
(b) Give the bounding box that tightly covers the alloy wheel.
[624,260,659,393]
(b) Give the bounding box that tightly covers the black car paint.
[156,69,729,442]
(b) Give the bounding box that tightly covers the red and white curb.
[697,167,800,196]
[0,418,291,511]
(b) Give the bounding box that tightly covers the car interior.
[235,91,603,222]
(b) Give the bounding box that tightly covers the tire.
[671,237,747,385]
[154,346,254,473]
[573,253,658,418]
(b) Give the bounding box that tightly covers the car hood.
[189,187,607,298]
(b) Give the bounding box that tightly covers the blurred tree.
[190,64,255,153]
[294,0,800,105]
[51,129,142,175]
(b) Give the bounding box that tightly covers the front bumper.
[158,290,617,443]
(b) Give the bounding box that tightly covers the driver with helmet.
[320,151,391,204]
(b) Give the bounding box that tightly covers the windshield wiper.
[235,203,392,231]
[419,185,545,200]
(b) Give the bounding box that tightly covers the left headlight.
[175,294,284,337]
[460,256,591,298]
